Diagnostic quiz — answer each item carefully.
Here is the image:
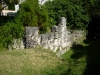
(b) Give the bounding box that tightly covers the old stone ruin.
[25,17,71,52]
[10,17,85,56]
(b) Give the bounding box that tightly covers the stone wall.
[10,17,86,55]
[72,30,86,44]
[8,38,24,50]
[24,17,72,52]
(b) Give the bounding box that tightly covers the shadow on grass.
[71,44,87,59]
[83,39,100,75]
[71,39,100,75]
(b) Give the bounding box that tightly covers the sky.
[39,0,52,5]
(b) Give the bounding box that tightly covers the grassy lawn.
[0,48,60,75]
[0,40,92,75]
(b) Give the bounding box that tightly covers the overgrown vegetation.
[0,0,50,49]
[0,19,24,48]
[44,0,100,40]
[44,0,90,30]
[16,0,50,33]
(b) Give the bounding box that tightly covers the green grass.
[0,46,87,75]
[45,41,88,75]
[83,39,100,75]
[1,39,98,75]
[48,49,87,75]
[0,48,59,75]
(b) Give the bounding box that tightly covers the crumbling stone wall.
[8,38,24,50]
[10,17,86,55]
[24,17,72,52]
[72,30,86,44]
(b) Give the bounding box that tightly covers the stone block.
[52,26,58,32]
[54,32,58,39]
[41,34,48,43]
[25,27,39,36]
[48,33,54,40]
[11,39,25,50]
[58,17,66,26]
[25,27,39,48]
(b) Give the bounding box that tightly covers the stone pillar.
[59,17,67,49]
[59,17,67,27]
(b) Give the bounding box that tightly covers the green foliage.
[0,20,24,48]
[38,7,50,33]
[8,3,15,10]
[0,0,50,49]
[83,0,100,40]
[82,0,100,18]
[17,0,39,26]
[0,16,14,26]
[17,0,50,33]
[44,0,90,30]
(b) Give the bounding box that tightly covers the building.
[1,4,19,16]
[1,0,51,16]
[1,0,23,16]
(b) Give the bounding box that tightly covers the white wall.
[15,4,19,12]
[1,10,17,16]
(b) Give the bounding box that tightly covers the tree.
[83,0,100,40]
[16,0,50,33]
[0,0,50,49]
[44,0,90,30]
